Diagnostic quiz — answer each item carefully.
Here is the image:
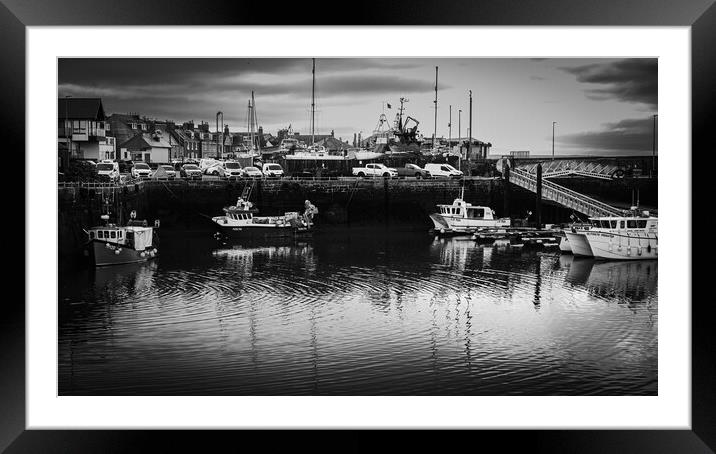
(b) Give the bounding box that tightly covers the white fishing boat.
[583,212,658,260]
[429,190,511,233]
[212,197,318,239]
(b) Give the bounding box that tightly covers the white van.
[424,163,464,178]
[262,163,285,178]
[96,160,120,182]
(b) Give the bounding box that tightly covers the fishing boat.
[212,197,318,239]
[429,189,511,234]
[84,210,158,266]
[582,212,658,260]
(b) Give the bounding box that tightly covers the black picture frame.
[5,0,712,451]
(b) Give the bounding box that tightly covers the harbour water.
[59,226,657,395]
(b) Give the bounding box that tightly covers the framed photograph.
[7,0,713,451]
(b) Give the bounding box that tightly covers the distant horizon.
[59,58,657,157]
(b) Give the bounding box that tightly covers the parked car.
[394,163,430,179]
[424,163,463,178]
[223,161,243,179]
[96,160,120,182]
[262,163,284,178]
[180,163,203,180]
[152,165,177,179]
[352,163,398,178]
[118,160,134,173]
[131,162,152,179]
[204,161,226,177]
[242,166,263,178]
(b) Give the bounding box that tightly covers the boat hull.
[88,240,157,267]
[217,224,312,239]
[558,236,572,253]
[565,232,593,257]
[430,213,511,233]
[584,231,658,260]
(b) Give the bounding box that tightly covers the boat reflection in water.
[59,228,657,396]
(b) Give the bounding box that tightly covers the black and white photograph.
[57,56,659,396]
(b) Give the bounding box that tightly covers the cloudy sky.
[59,58,656,156]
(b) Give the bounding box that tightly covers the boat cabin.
[437,199,496,220]
[87,224,154,250]
[589,216,658,231]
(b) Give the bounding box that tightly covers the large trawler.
[84,210,158,266]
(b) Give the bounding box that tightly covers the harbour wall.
[58,177,654,261]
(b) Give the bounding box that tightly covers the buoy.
[114,249,120,255]
[140,252,146,257]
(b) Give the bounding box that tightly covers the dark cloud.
[563,59,657,107]
[58,58,439,128]
[556,116,657,153]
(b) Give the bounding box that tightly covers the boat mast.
[433,66,438,149]
[252,90,260,153]
[311,58,316,146]
[247,98,253,150]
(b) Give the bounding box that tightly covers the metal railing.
[517,159,619,180]
[508,168,623,217]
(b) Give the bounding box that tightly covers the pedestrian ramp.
[506,167,624,217]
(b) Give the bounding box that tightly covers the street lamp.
[552,121,557,160]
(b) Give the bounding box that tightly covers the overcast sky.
[59,58,657,156]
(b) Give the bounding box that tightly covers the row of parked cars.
[94,159,286,182]
[351,163,464,179]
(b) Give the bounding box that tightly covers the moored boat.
[85,211,158,266]
[583,213,657,260]
[212,197,318,239]
[429,195,510,234]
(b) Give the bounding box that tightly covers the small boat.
[212,197,317,239]
[429,191,511,234]
[84,211,158,266]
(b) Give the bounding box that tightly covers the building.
[109,114,187,161]
[58,97,115,167]
[509,150,530,158]
[118,131,173,163]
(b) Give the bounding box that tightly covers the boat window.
[89,231,95,239]
[610,220,617,228]
[637,220,647,228]
[119,231,123,238]
[620,221,625,228]
[110,231,116,238]
[97,230,104,239]
[591,220,600,227]
[627,220,637,228]
[468,208,484,219]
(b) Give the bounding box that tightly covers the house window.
[130,123,137,129]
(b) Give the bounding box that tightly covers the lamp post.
[552,121,557,160]
[652,114,657,177]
